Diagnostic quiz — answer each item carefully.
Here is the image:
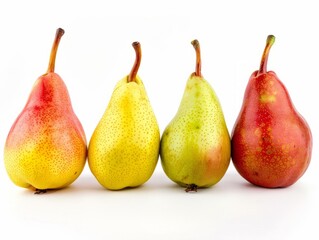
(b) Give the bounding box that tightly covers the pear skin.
[4,28,87,192]
[231,35,312,188]
[160,40,231,192]
[88,42,160,190]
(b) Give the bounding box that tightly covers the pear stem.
[128,41,141,82]
[47,28,65,73]
[191,39,202,77]
[258,35,275,75]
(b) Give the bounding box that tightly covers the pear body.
[231,71,312,188]
[4,73,87,190]
[160,74,231,188]
[88,76,160,190]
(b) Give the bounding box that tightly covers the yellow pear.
[4,28,87,193]
[88,42,160,190]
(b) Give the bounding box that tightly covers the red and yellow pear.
[231,35,312,188]
[4,28,87,193]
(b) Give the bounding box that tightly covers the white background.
[0,0,318,239]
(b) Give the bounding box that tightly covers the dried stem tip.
[47,28,65,73]
[258,35,275,75]
[191,39,202,77]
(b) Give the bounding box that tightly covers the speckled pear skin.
[231,35,312,188]
[4,73,87,190]
[4,28,87,192]
[88,75,160,190]
[160,74,231,188]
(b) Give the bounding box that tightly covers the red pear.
[231,35,312,188]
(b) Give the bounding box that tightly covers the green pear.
[88,42,160,190]
[160,40,230,192]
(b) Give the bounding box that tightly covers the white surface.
[0,0,318,239]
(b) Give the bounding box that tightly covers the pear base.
[185,184,198,193]
[34,189,47,194]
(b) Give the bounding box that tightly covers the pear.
[231,35,312,188]
[88,42,160,190]
[4,28,87,193]
[160,40,231,192]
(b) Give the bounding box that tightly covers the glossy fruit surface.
[231,35,312,188]
[4,28,87,192]
[88,42,160,190]
[160,40,230,192]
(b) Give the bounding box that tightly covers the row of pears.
[3,28,312,193]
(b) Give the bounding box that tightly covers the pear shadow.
[69,174,107,192]
[224,172,272,191]
[154,177,226,194]
[15,185,72,196]
[14,173,104,196]
[106,184,147,192]
[69,173,168,193]
[239,180,305,191]
[233,174,300,191]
